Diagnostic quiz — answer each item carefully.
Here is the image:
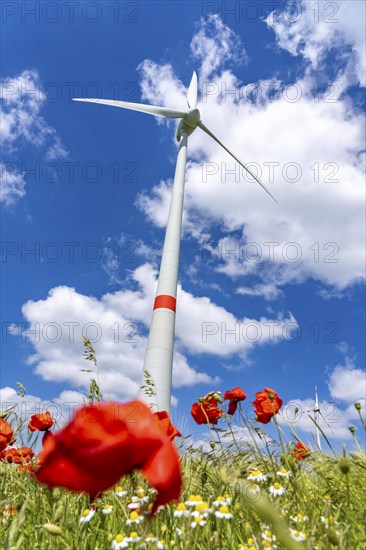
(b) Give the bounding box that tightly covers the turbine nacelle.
[73,70,277,202]
[176,108,201,141]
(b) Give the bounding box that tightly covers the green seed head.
[354,402,361,411]
[339,458,350,474]
[349,426,355,434]
[43,523,62,535]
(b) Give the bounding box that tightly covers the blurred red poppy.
[28,411,54,432]
[224,387,247,415]
[0,447,34,464]
[0,419,14,452]
[153,411,181,441]
[191,397,223,425]
[253,387,283,424]
[35,400,182,513]
[291,441,310,460]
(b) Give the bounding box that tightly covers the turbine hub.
[176,109,201,141]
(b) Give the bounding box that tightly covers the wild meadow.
[1,341,365,550]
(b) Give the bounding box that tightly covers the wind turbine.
[73,71,277,414]
[307,385,322,451]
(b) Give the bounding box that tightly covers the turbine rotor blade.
[72,98,185,119]
[187,71,198,109]
[198,121,278,203]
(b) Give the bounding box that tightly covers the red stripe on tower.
[153,295,176,312]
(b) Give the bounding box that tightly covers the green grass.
[1,434,365,550]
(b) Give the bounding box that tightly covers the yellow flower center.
[195,502,208,512]
[274,483,281,489]
[279,468,288,474]
[219,505,229,514]
[195,516,203,524]
[188,494,202,501]
[216,496,224,501]
[104,505,111,510]
[297,514,303,520]
[251,470,261,476]
[82,509,90,516]
[115,534,124,543]
[115,486,123,492]
[129,511,139,520]
[130,532,138,538]
[247,538,254,545]
[176,503,187,511]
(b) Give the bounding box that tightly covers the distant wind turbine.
[73,71,277,413]
[307,385,322,451]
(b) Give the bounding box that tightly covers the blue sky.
[1,1,365,451]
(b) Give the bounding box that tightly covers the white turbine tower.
[73,71,276,414]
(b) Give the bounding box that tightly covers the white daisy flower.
[289,529,307,541]
[185,495,204,507]
[127,497,141,510]
[102,504,113,515]
[290,513,307,523]
[79,508,95,523]
[320,515,336,528]
[212,495,232,507]
[145,533,158,543]
[114,486,128,497]
[126,531,140,543]
[214,505,233,519]
[157,541,165,549]
[190,516,206,528]
[191,502,211,518]
[175,527,183,538]
[269,483,285,496]
[111,534,129,549]
[174,503,190,518]
[247,470,267,482]
[262,530,276,542]
[126,511,143,525]
[276,468,291,478]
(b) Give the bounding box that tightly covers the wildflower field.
[1,382,365,550]
[0,341,364,550]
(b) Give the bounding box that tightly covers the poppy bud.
[212,393,223,403]
[349,426,355,434]
[339,458,350,474]
[354,402,361,411]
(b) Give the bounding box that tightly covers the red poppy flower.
[224,387,247,415]
[35,400,182,513]
[0,447,34,464]
[153,411,181,441]
[28,411,54,432]
[253,387,283,424]
[291,441,310,460]
[0,418,14,452]
[191,397,223,425]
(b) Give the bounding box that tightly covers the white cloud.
[0,69,68,205]
[16,262,291,398]
[0,163,26,206]
[190,14,247,80]
[266,0,366,87]
[136,16,365,291]
[328,359,366,403]
[236,283,282,301]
